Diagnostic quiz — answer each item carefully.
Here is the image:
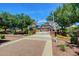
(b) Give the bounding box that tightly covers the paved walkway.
[0,32,52,56]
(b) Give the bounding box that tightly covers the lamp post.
[53,13,57,37]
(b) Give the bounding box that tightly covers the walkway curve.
[0,32,52,56]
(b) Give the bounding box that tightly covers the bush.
[60,28,67,36]
[59,44,66,51]
[0,34,5,39]
[11,30,16,35]
[23,28,28,34]
[32,29,36,34]
[69,32,77,44]
[28,30,32,35]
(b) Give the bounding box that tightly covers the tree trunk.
[4,28,7,33]
[21,28,23,32]
[14,28,16,33]
[4,26,7,33]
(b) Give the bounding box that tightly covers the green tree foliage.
[47,3,79,29]
[0,11,34,33]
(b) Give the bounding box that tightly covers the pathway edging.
[42,40,52,56]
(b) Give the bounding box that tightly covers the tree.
[0,11,34,34]
[47,3,79,29]
[16,13,34,33]
[0,12,11,32]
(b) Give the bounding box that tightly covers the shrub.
[59,44,66,51]
[11,30,16,35]
[32,29,36,34]
[23,28,28,34]
[60,28,67,36]
[28,30,32,35]
[69,32,77,44]
[0,34,5,39]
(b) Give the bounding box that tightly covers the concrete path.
[0,32,52,56]
[42,40,52,56]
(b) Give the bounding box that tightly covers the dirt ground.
[50,32,78,56]
[52,39,78,56]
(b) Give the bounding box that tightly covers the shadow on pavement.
[0,40,10,45]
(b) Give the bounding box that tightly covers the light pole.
[52,12,56,31]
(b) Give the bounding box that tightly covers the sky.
[0,3,62,25]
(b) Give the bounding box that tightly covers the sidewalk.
[0,32,52,56]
